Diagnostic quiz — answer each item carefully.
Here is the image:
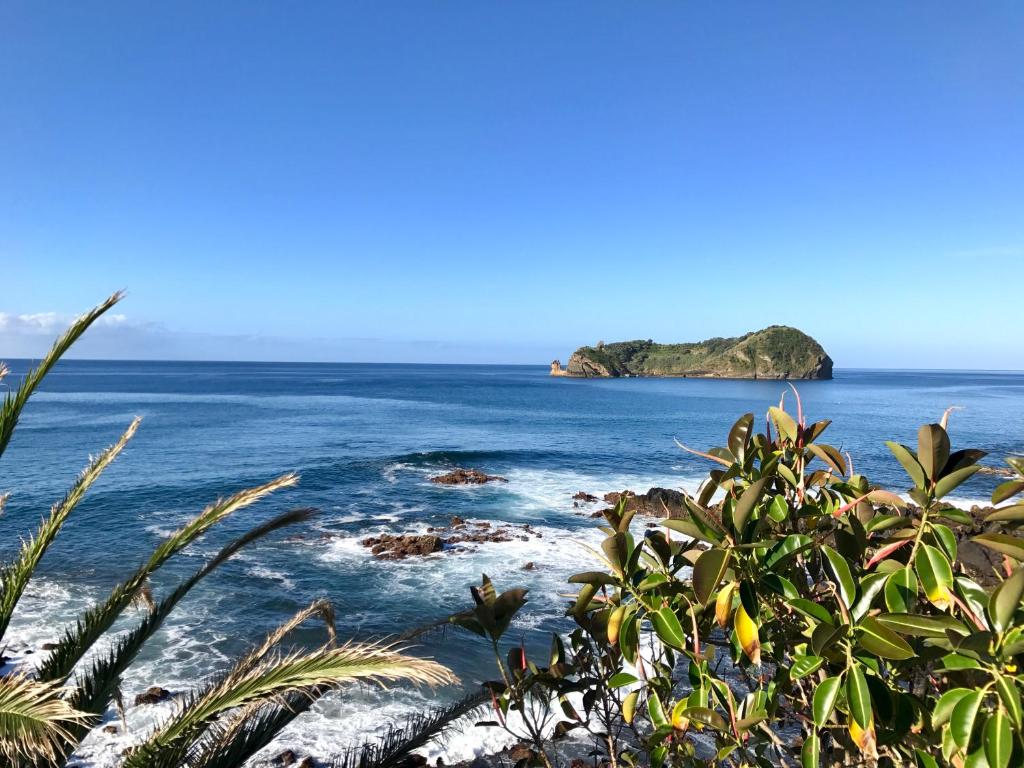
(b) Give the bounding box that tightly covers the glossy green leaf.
[728,413,755,461]
[884,568,917,613]
[916,544,954,608]
[989,567,1024,633]
[914,749,940,768]
[801,731,820,768]
[993,479,1024,505]
[934,688,974,727]
[764,534,812,571]
[790,655,824,680]
[813,675,842,727]
[887,440,927,489]
[808,443,847,475]
[767,494,788,522]
[857,616,915,660]
[973,533,1024,562]
[683,707,727,731]
[568,571,619,586]
[935,465,981,499]
[651,606,685,650]
[769,406,798,443]
[995,675,1023,730]
[648,691,667,729]
[847,664,872,729]
[608,672,639,688]
[693,548,731,604]
[986,503,1024,522]
[733,477,768,537]
[876,612,968,638]
[951,690,984,748]
[917,424,950,482]
[789,598,836,627]
[984,710,1011,768]
[822,545,856,608]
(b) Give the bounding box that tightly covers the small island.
[551,326,833,380]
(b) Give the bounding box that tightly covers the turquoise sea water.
[2,361,1023,764]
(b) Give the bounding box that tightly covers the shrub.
[457,391,1024,767]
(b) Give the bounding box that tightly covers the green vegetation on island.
[552,325,833,379]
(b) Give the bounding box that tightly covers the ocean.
[2,361,1023,765]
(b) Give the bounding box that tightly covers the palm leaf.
[0,417,140,642]
[122,641,456,768]
[0,675,87,763]
[36,473,299,684]
[0,291,123,462]
[332,688,489,768]
[68,508,316,717]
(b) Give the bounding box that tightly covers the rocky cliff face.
[557,326,833,380]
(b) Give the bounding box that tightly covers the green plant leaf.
[789,598,836,627]
[988,567,1024,633]
[984,710,1011,768]
[568,572,619,586]
[993,479,1024,505]
[732,477,768,537]
[608,672,639,688]
[807,443,847,475]
[647,691,667,729]
[986,503,1024,523]
[650,606,685,650]
[915,544,954,609]
[822,545,856,608]
[935,465,981,499]
[764,533,812,571]
[857,616,915,660]
[887,441,927,490]
[917,423,951,482]
[995,675,1023,730]
[973,533,1024,562]
[876,612,968,638]
[790,655,824,680]
[951,690,984,748]
[934,688,974,727]
[813,675,842,727]
[801,731,820,768]
[728,413,755,460]
[769,406,798,443]
[884,569,918,613]
[682,707,727,731]
[847,664,872,729]
[693,548,731,604]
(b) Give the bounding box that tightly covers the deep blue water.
[2,361,1023,764]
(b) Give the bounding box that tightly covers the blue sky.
[2,2,1022,367]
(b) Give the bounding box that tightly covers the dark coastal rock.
[573,491,599,503]
[40,642,58,650]
[522,561,537,570]
[360,520,541,559]
[102,725,118,734]
[430,468,507,485]
[361,534,444,559]
[134,686,173,706]
[600,487,687,518]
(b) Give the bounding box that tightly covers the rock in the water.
[573,491,599,503]
[430,468,507,485]
[134,686,172,706]
[602,487,687,518]
[522,561,537,570]
[361,534,444,559]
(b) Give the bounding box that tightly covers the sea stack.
[554,326,833,380]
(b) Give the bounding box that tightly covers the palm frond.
[181,691,315,768]
[0,675,88,763]
[36,473,299,684]
[333,688,490,768]
[0,417,140,642]
[68,508,317,720]
[0,291,123,462]
[122,641,456,768]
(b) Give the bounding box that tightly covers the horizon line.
[3,357,1023,375]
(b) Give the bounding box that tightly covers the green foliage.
[455,396,1024,767]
